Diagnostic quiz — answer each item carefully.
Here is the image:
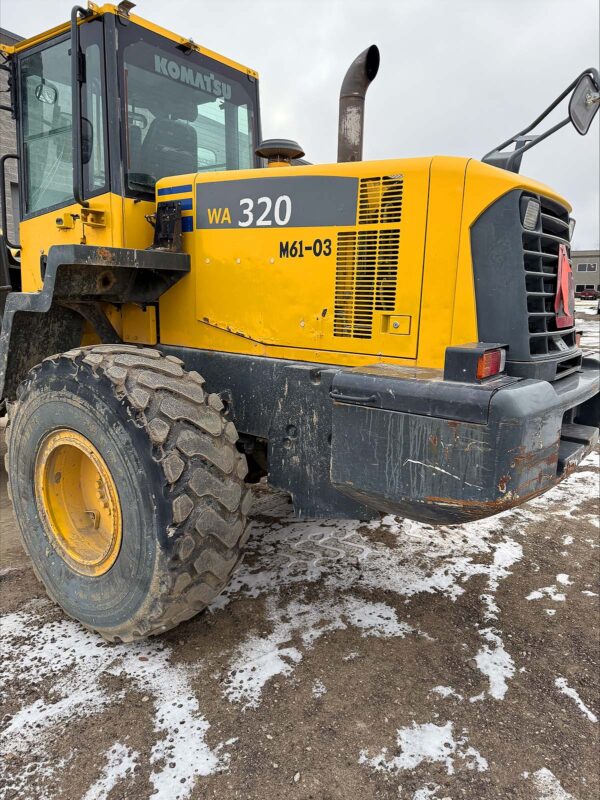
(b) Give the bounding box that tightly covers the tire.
[6,344,251,642]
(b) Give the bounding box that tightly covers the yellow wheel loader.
[0,2,598,641]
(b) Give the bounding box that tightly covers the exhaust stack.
[337,45,380,162]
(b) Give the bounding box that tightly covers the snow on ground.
[0,602,229,800]
[577,315,600,355]
[527,585,567,602]
[430,686,463,701]
[223,594,414,708]
[359,720,488,775]
[531,767,578,800]
[554,677,598,724]
[1,445,598,797]
[82,743,139,800]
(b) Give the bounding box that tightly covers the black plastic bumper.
[330,359,599,524]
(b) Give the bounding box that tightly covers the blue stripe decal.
[181,217,193,233]
[157,184,193,196]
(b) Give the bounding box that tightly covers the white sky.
[1,0,598,248]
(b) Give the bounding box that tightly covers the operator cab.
[1,3,261,293]
[16,8,259,214]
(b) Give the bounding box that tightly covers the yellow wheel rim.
[34,429,122,577]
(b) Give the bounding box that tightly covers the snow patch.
[224,595,413,708]
[531,767,578,799]
[474,628,515,700]
[412,786,449,800]
[312,679,327,698]
[359,720,488,776]
[82,743,138,800]
[0,607,229,800]
[527,586,566,602]
[430,686,463,701]
[556,574,572,586]
[555,677,598,723]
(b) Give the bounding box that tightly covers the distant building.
[1,27,23,246]
[572,250,600,292]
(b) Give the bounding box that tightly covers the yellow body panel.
[9,3,572,371]
[21,190,158,344]
[158,159,431,367]
[20,192,120,292]
[122,305,157,345]
[19,155,570,370]
[155,157,569,370]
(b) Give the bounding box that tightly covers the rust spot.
[509,441,560,471]
[497,475,510,493]
[96,247,114,262]
[426,482,554,517]
[429,434,439,447]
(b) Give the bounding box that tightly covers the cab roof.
[0,2,258,79]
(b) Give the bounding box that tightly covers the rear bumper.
[330,359,599,524]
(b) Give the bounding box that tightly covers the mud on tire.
[6,344,251,642]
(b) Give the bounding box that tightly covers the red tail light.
[476,348,506,380]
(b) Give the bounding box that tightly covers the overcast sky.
[2,0,598,248]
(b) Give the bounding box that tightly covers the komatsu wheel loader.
[0,2,598,641]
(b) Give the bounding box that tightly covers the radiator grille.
[334,229,400,338]
[358,175,403,224]
[521,194,579,374]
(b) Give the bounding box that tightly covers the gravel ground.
[0,308,598,800]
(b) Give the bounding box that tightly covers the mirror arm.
[71,5,92,209]
[482,67,599,171]
[513,116,571,156]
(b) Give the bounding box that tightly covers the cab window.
[119,29,258,196]
[19,22,107,216]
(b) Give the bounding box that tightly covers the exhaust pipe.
[337,45,380,162]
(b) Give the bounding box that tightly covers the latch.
[80,207,106,228]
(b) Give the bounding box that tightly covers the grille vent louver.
[334,229,400,339]
[334,175,403,339]
[521,194,579,375]
[358,175,403,224]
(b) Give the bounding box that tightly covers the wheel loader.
[0,2,598,641]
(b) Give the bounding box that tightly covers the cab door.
[17,17,114,292]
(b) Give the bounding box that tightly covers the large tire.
[6,344,251,642]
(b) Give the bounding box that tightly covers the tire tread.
[6,344,250,641]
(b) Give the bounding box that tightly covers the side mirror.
[81,117,94,165]
[569,72,600,135]
[483,67,600,174]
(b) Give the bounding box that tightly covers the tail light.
[476,348,507,379]
[444,343,508,383]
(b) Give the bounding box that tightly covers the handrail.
[0,153,20,250]
[70,5,92,208]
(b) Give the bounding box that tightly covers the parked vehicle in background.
[575,289,600,299]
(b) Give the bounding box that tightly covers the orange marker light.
[476,348,506,380]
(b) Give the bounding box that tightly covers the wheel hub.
[34,429,122,576]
